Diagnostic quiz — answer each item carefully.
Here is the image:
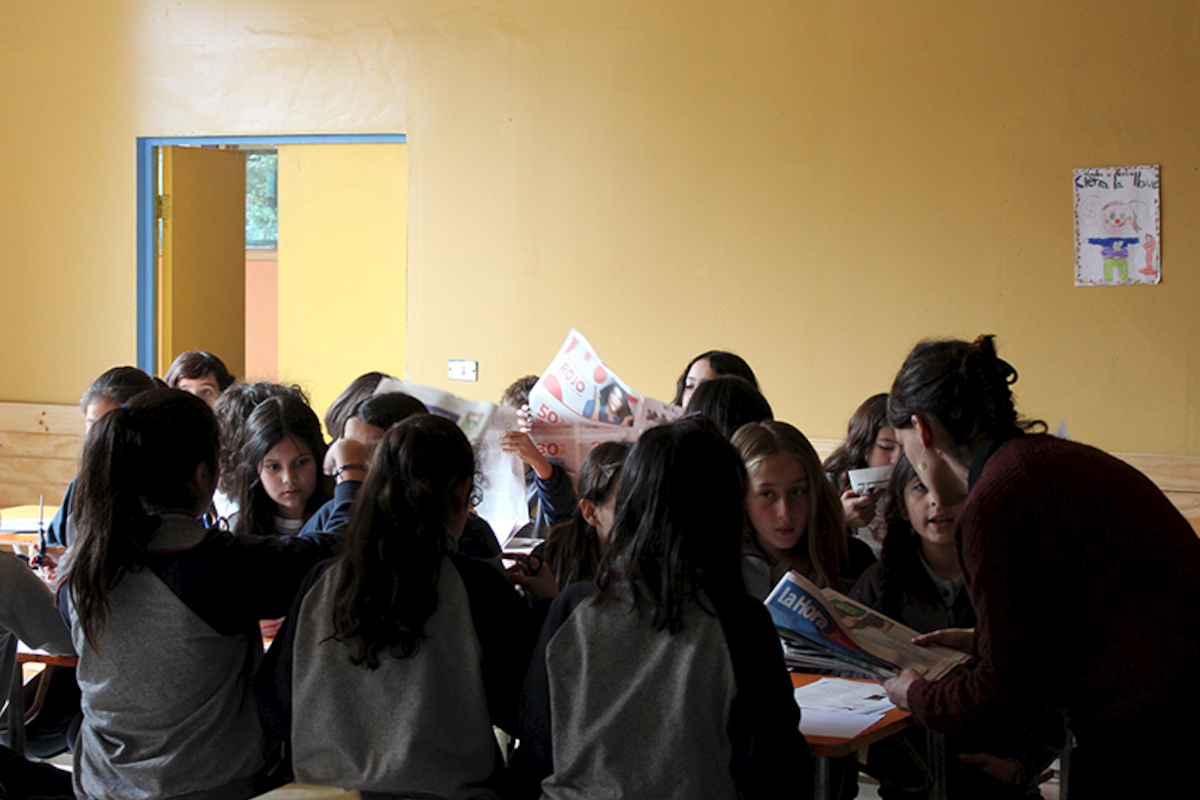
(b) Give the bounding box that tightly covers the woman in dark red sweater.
[881,335,1200,799]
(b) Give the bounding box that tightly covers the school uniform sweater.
[0,550,75,703]
[59,515,339,800]
[907,434,1200,746]
[516,580,810,800]
[256,553,532,798]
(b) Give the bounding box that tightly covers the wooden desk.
[8,650,78,757]
[0,532,40,558]
[792,673,947,800]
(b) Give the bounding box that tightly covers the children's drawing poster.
[1074,165,1160,286]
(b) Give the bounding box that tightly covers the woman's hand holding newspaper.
[911,627,974,653]
[880,627,975,709]
[881,668,920,710]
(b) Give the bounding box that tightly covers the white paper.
[372,380,528,540]
[793,677,895,715]
[798,708,887,738]
[848,465,893,495]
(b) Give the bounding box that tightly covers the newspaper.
[368,331,681,543]
[373,379,528,540]
[526,329,681,474]
[764,571,971,681]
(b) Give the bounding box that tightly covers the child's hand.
[36,546,67,589]
[841,488,880,529]
[499,431,553,480]
[504,553,559,601]
[516,404,533,434]
[325,438,370,480]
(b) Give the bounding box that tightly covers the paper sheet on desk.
[794,678,894,738]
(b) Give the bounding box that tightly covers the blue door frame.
[135,134,406,374]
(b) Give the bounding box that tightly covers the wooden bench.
[0,401,83,509]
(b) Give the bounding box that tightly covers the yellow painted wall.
[1,1,1198,454]
[276,144,407,429]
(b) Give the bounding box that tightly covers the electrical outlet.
[448,359,478,381]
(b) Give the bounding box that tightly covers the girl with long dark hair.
[60,388,341,800]
[231,395,331,539]
[516,417,808,799]
[257,414,531,796]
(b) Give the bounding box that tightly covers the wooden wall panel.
[0,402,82,507]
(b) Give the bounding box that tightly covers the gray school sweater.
[257,553,533,798]
[60,514,338,800]
[0,550,75,699]
[516,581,811,800]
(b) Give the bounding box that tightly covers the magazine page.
[819,587,973,681]
[764,572,897,677]
[526,329,681,474]
[765,571,973,680]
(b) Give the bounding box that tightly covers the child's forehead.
[263,435,315,460]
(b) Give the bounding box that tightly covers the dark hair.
[68,389,219,648]
[597,417,747,633]
[331,414,476,668]
[213,382,309,496]
[673,351,759,406]
[163,351,236,391]
[873,455,922,618]
[598,383,633,422]
[232,395,329,537]
[324,372,393,440]
[79,367,158,412]
[684,376,773,439]
[822,393,890,491]
[888,335,1044,454]
[501,375,540,408]
[543,441,631,589]
[351,392,428,431]
[733,420,848,591]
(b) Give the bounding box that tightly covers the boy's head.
[501,375,540,409]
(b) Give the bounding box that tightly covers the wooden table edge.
[791,672,912,758]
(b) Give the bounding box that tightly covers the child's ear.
[579,498,602,528]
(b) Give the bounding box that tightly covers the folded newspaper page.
[374,379,528,541]
[370,332,681,543]
[526,329,681,474]
[765,571,971,681]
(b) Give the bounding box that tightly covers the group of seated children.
[4,347,1066,800]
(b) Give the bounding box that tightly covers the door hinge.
[156,194,170,219]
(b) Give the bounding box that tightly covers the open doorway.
[136,134,407,417]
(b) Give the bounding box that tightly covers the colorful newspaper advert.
[526,329,681,474]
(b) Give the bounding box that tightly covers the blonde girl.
[732,420,852,599]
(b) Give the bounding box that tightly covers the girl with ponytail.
[881,336,1200,798]
[256,414,532,795]
[61,388,352,800]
